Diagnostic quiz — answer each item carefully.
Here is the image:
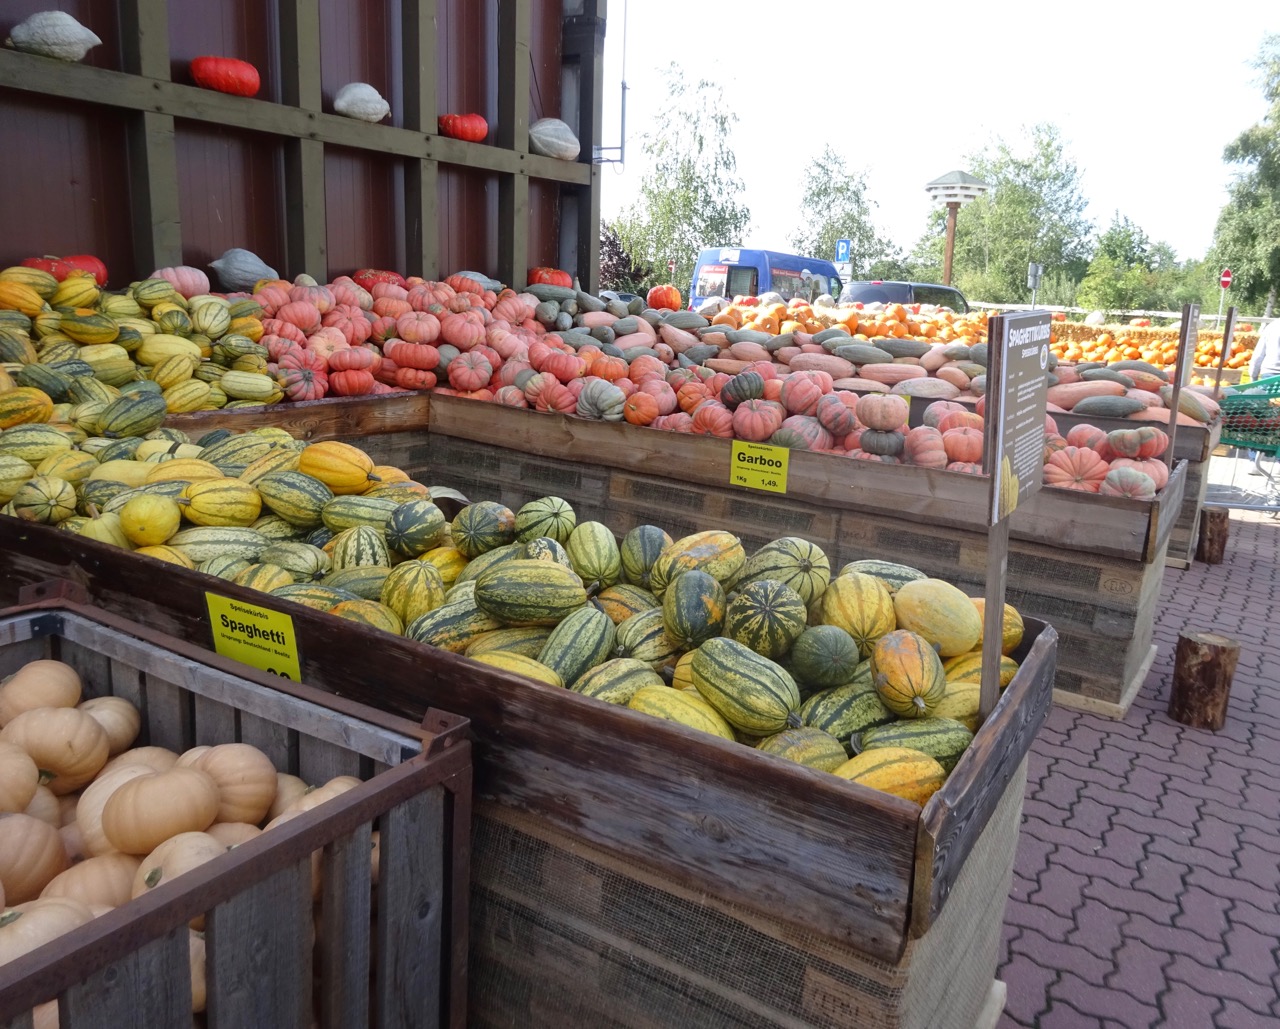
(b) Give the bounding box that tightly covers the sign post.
[1217,268,1232,330]
[834,239,851,264]
[1212,306,1238,395]
[667,259,676,278]
[1165,303,1201,469]
[980,311,1051,721]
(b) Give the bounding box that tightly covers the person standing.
[1249,317,1280,382]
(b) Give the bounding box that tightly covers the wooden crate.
[1165,453,1211,569]
[0,600,472,1029]
[0,528,1057,984]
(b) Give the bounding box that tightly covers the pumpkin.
[577,378,626,421]
[646,284,682,311]
[99,746,179,777]
[0,660,81,727]
[0,898,93,968]
[942,426,984,465]
[623,391,659,426]
[0,708,108,795]
[935,410,984,434]
[732,399,784,442]
[0,814,68,903]
[871,630,947,719]
[447,351,493,391]
[267,773,311,822]
[922,400,967,429]
[856,393,908,431]
[438,113,488,142]
[190,56,260,97]
[76,696,140,756]
[131,832,227,928]
[814,392,857,436]
[528,117,580,160]
[334,81,390,122]
[205,822,261,848]
[528,267,572,288]
[691,401,734,437]
[1107,426,1168,460]
[1043,446,1109,492]
[74,765,153,857]
[101,767,220,855]
[778,376,824,416]
[0,743,39,815]
[5,12,101,62]
[1110,457,1170,489]
[24,786,59,828]
[150,266,210,299]
[190,744,277,825]
[903,426,947,469]
[1099,466,1158,499]
[40,852,140,908]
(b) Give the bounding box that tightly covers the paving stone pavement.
[997,509,1280,1029]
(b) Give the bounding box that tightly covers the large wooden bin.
[0,526,1057,1029]
[0,600,472,1029]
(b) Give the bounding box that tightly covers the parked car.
[688,248,843,309]
[838,280,969,313]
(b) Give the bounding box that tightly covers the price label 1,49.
[205,592,302,681]
[729,440,789,494]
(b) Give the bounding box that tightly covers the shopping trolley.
[1206,375,1280,510]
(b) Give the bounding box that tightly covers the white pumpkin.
[333,83,390,123]
[6,12,102,62]
[209,248,278,292]
[528,118,580,161]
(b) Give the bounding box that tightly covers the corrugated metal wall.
[0,0,596,287]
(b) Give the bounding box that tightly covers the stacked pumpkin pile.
[0,658,371,1013]
[1049,321,1257,376]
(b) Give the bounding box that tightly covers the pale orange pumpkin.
[0,742,39,814]
[102,768,220,855]
[0,813,69,903]
[99,745,179,777]
[56,794,77,828]
[267,773,310,821]
[132,832,227,929]
[0,707,108,795]
[191,744,277,825]
[0,897,93,965]
[189,930,207,1013]
[59,822,87,864]
[40,852,141,908]
[76,765,154,856]
[205,822,262,848]
[77,696,141,756]
[0,661,81,727]
[175,746,212,769]
[23,785,59,828]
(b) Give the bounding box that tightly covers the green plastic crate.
[1220,375,1280,454]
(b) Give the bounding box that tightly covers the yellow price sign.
[205,593,302,681]
[729,440,789,494]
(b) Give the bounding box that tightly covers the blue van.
[688,248,844,308]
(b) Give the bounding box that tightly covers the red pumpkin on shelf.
[438,113,488,142]
[646,284,682,311]
[528,267,572,288]
[190,56,260,98]
[21,254,108,286]
[352,268,407,292]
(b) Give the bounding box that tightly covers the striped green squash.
[259,542,331,582]
[723,579,807,659]
[871,630,947,719]
[474,559,588,626]
[329,599,404,636]
[197,555,252,581]
[198,434,277,476]
[566,521,622,588]
[570,657,664,704]
[514,495,576,544]
[798,679,893,753]
[592,584,659,625]
[231,563,295,594]
[838,559,927,595]
[649,531,745,597]
[756,727,849,772]
[95,393,167,438]
[612,608,681,672]
[661,570,725,650]
[250,514,302,543]
[538,606,616,687]
[522,536,574,568]
[329,525,390,570]
[321,494,399,533]
[406,595,504,653]
[789,625,864,689]
[167,526,269,564]
[76,480,132,516]
[832,747,947,805]
[0,425,75,464]
[691,637,801,735]
[321,565,392,601]
[451,501,517,559]
[737,537,831,606]
[618,524,673,590]
[380,559,447,625]
[256,471,334,529]
[445,580,476,606]
[627,686,736,741]
[454,542,525,584]
[859,717,974,774]
[385,499,447,560]
[96,436,145,463]
[464,626,554,660]
[270,583,360,611]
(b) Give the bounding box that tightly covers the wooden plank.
[299,734,362,784]
[0,51,593,188]
[60,929,190,1029]
[0,638,47,680]
[136,676,192,755]
[280,0,326,277]
[562,2,607,291]
[193,692,238,747]
[58,640,112,699]
[317,823,373,1029]
[405,159,440,279]
[376,785,445,1029]
[497,0,532,287]
[1053,644,1156,720]
[238,710,295,770]
[165,392,431,440]
[108,658,148,742]
[914,622,1057,935]
[206,860,313,1029]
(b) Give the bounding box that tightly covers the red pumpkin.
[646,284,682,311]
[780,415,834,451]
[1110,457,1169,490]
[857,393,909,431]
[440,314,485,350]
[380,340,436,371]
[448,352,493,392]
[778,376,823,416]
[942,426,984,464]
[731,399,784,442]
[544,350,586,384]
[253,285,292,316]
[394,367,437,391]
[276,301,322,334]
[623,392,659,426]
[639,379,678,415]
[528,267,572,288]
[686,401,731,437]
[22,254,108,286]
[902,426,948,469]
[190,57,260,97]
[352,269,406,292]
[321,305,371,346]
[627,355,667,384]
[278,367,327,402]
[935,410,984,434]
[921,401,968,429]
[1043,446,1110,492]
[438,113,488,142]
[327,347,378,372]
[1099,466,1157,500]
[329,368,376,396]
[1065,423,1109,453]
[277,347,327,375]
[652,412,694,432]
[493,385,527,407]
[814,393,857,437]
[535,381,577,414]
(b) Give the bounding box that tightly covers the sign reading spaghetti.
[205,593,301,680]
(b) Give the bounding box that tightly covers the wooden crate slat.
[238,709,296,770]
[56,639,113,698]
[59,928,190,1029]
[0,637,47,679]
[317,823,373,1029]
[193,692,239,747]
[300,733,363,784]
[137,676,193,754]
[376,784,445,1029]
[207,859,313,1029]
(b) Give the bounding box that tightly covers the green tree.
[598,222,652,294]
[1096,213,1152,269]
[914,124,1092,303]
[612,65,751,294]
[789,147,890,273]
[1213,35,1280,315]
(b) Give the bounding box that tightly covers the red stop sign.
[1221,268,1233,289]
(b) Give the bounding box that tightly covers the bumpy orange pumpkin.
[646,284,682,311]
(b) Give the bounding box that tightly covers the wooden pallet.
[0,602,472,1029]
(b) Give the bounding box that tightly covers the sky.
[597,0,1280,266]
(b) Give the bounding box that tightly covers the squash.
[0,660,81,726]
[5,12,102,62]
[755,726,849,771]
[528,117,581,160]
[970,599,1025,656]
[205,822,262,848]
[451,501,517,559]
[0,814,68,903]
[788,625,864,690]
[1043,446,1109,493]
[566,521,623,589]
[537,607,616,688]
[871,630,947,719]
[297,441,380,495]
[76,696,140,756]
[723,579,807,659]
[267,774,310,822]
[1099,466,1157,499]
[892,578,982,657]
[832,747,947,805]
[0,707,108,795]
[691,638,800,735]
[819,572,896,658]
[0,743,39,815]
[102,767,220,855]
[473,559,588,627]
[190,744,278,825]
[661,570,726,649]
[98,746,179,777]
[40,852,140,908]
[334,81,391,121]
[626,686,735,741]
[736,536,831,606]
[131,832,227,929]
[618,524,673,590]
[0,898,94,968]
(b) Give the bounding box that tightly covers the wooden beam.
[562,1,607,291]
[0,50,592,188]
[118,0,182,272]
[497,0,532,287]
[280,0,327,279]
[403,0,439,278]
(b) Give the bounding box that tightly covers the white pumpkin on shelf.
[5,11,102,62]
[209,248,278,293]
[529,118,580,161]
[333,83,390,123]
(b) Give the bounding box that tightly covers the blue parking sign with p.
[834,239,851,263]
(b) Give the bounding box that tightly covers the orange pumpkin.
[101,767,220,855]
[646,284,682,311]
[0,708,108,795]
[191,744,277,825]
[0,813,69,903]
[941,426,984,465]
[856,393,909,431]
[1043,446,1109,492]
[0,661,81,727]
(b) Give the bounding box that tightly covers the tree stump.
[1196,507,1230,564]
[1167,631,1240,730]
